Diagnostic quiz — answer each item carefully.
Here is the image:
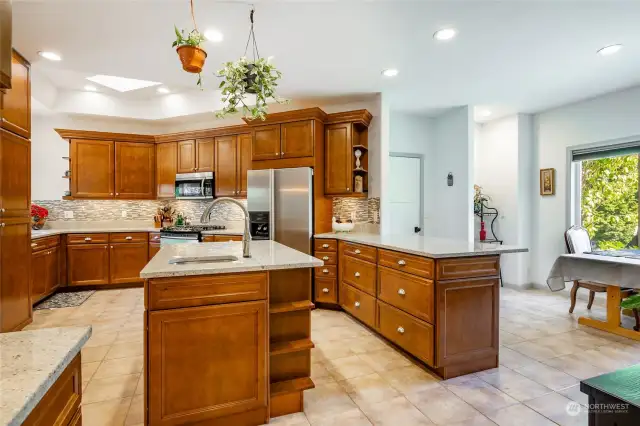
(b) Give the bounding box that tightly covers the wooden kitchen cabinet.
[196,138,215,172]
[156,142,177,198]
[0,218,32,332]
[215,135,237,197]
[0,129,30,217]
[70,139,115,198]
[149,243,161,260]
[177,140,196,173]
[115,142,155,199]
[325,123,352,194]
[109,242,148,284]
[281,120,314,158]
[31,246,59,303]
[67,243,110,286]
[252,125,280,161]
[237,133,252,197]
[147,301,267,425]
[0,50,30,139]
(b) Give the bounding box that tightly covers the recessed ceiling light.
[204,29,224,43]
[480,110,492,118]
[38,51,62,61]
[84,84,97,92]
[157,87,170,94]
[382,69,399,77]
[85,75,161,92]
[433,28,457,41]
[597,44,623,56]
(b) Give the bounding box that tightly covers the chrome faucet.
[200,197,251,258]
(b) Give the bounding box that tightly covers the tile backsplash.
[332,197,380,224]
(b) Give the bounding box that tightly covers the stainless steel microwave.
[175,172,214,199]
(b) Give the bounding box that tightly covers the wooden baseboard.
[60,282,144,292]
[436,355,497,379]
[270,391,303,418]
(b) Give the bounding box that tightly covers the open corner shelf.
[269,300,315,314]
[353,169,368,173]
[352,144,368,151]
[270,338,315,356]
[270,377,315,397]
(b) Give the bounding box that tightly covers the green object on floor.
[620,294,640,309]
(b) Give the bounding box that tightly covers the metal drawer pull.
[322,268,329,274]
[397,326,405,334]
[354,272,360,277]
[125,236,133,240]
[354,249,361,254]
[84,237,92,241]
[322,243,329,248]
[322,288,329,293]
[398,288,406,296]
[322,256,329,261]
[31,243,37,248]
[354,301,360,308]
[153,236,159,240]
[398,260,406,266]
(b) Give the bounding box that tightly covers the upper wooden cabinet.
[237,133,252,197]
[252,125,280,161]
[325,123,352,194]
[252,121,314,161]
[70,139,115,198]
[177,139,214,173]
[156,142,177,198]
[215,135,237,197]
[0,129,30,217]
[115,142,155,199]
[1,50,30,139]
[177,140,196,173]
[196,138,215,172]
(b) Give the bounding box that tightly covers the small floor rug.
[34,290,96,310]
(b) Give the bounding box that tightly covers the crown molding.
[154,124,250,143]
[54,129,156,143]
[242,107,328,126]
[325,109,373,126]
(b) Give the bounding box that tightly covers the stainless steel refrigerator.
[247,168,313,255]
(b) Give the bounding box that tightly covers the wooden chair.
[564,226,635,313]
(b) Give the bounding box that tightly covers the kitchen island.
[140,240,322,426]
[314,232,527,379]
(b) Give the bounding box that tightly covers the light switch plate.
[121,210,127,218]
[64,211,73,219]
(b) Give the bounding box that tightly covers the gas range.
[160,224,227,244]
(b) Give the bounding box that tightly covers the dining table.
[547,250,640,341]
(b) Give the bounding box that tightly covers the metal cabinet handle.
[110,193,113,195]
[347,187,350,191]
[0,223,4,227]
[322,288,329,293]
[116,192,120,196]
[322,268,329,274]
[322,243,329,248]
[110,245,114,249]
[0,208,5,213]
[354,249,361,254]
[125,236,133,240]
[31,243,37,248]
[104,245,108,249]
[354,272,360,277]
[398,260,406,266]
[354,301,360,308]
[398,288,406,296]
[322,256,329,261]
[153,236,159,240]
[397,326,405,334]
[84,237,92,241]
[281,152,284,156]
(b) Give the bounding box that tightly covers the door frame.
[389,152,424,235]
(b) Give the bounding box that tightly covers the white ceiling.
[12,0,640,119]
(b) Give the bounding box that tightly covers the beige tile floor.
[24,287,640,426]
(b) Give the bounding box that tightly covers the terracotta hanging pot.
[176,45,207,73]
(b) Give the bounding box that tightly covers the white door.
[389,156,422,235]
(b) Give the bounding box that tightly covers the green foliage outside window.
[581,154,639,250]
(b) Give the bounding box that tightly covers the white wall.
[426,106,474,242]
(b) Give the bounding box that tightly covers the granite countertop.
[0,326,92,426]
[141,240,323,278]
[314,232,528,258]
[31,227,243,239]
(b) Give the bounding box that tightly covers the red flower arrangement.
[31,204,49,230]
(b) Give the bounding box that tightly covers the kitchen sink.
[168,255,239,264]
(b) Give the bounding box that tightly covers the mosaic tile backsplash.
[34,196,380,225]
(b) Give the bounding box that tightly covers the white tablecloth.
[547,253,640,291]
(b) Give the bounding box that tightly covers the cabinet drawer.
[436,256,499,281]
[378,249,434,279]
[315,277,337,304]
[378,266,434,324]
[377,300,434,366]
[340,283,376,328]
[315,265,337,278]
[67,233,109,244]
[341,255,376,296]
[147,271,268,310]
[340,241,377,263]
[31,235,59,252]
[314,239,337,252]
[314,251,337,265]
[149,232,161,243]
[110,232,148,243]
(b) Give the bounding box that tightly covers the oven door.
[175,172,214,199]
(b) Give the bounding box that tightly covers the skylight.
[85,75,162,92]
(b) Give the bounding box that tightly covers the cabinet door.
[252,125,280,161]
[177,140,196,173]
[71,139,114,198]
[46,246,59,294]
[31,249,48,302]
[109,242,148,284]
[237,133,252,197]
[325,123,353,194]
[156,142,177,198]
[0,218,32,331]
[148,301,267,425]
[196,138,214,172]
[67,244,110,286]
[0,129,30,217]
[148,242,161,260]
[215,135,237,197]
[115,142,155,199]
[0,50,30,139]
[281,120,314,158]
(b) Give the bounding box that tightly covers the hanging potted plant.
[172,0,206,84]
[216,9,287,121]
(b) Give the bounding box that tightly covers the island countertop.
[141,240,323,279]
[314,232,528,258]
[0,326,92,426]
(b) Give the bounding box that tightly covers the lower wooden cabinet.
[147,301,267,425]
[340,283,376,328]
[109,242,148,284]
[314,277,337,304]
[67,243,110,286]
[31,246,59,303]
[148,242,161,260]
[0,219,32,332]
[377,300,434,366]
[202,234,243,243]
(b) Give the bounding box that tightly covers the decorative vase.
[354,175,363,193]
[355,149,362,170]
[243,64,258,94]
[31,216,46,230]
[176,45,207,73]
[479,221,487,241]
